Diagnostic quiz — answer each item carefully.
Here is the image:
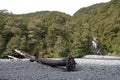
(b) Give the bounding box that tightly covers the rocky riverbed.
[0,58,120,80]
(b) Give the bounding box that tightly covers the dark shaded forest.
[0,0,120,58]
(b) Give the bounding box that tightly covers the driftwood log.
[7,55,19,60]
[14,49,76,71]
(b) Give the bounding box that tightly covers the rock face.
[0,58,120,80]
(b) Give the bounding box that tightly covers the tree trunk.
[14,49,76,71]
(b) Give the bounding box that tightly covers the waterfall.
[92,40,101,55]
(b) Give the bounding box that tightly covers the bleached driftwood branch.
[7,55,19,60]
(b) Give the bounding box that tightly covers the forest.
[0,0,120,58]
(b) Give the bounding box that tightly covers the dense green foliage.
[73,0,120,56]
[0,0,120,58]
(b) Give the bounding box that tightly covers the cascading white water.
[92,40,101,54]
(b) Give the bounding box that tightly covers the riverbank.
[0,58,120,80]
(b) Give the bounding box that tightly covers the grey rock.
[0,59,120,80]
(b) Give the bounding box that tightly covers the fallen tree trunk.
[36,58,66,66]
[15,49,76,71]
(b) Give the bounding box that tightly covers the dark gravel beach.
[0,58,120,80]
